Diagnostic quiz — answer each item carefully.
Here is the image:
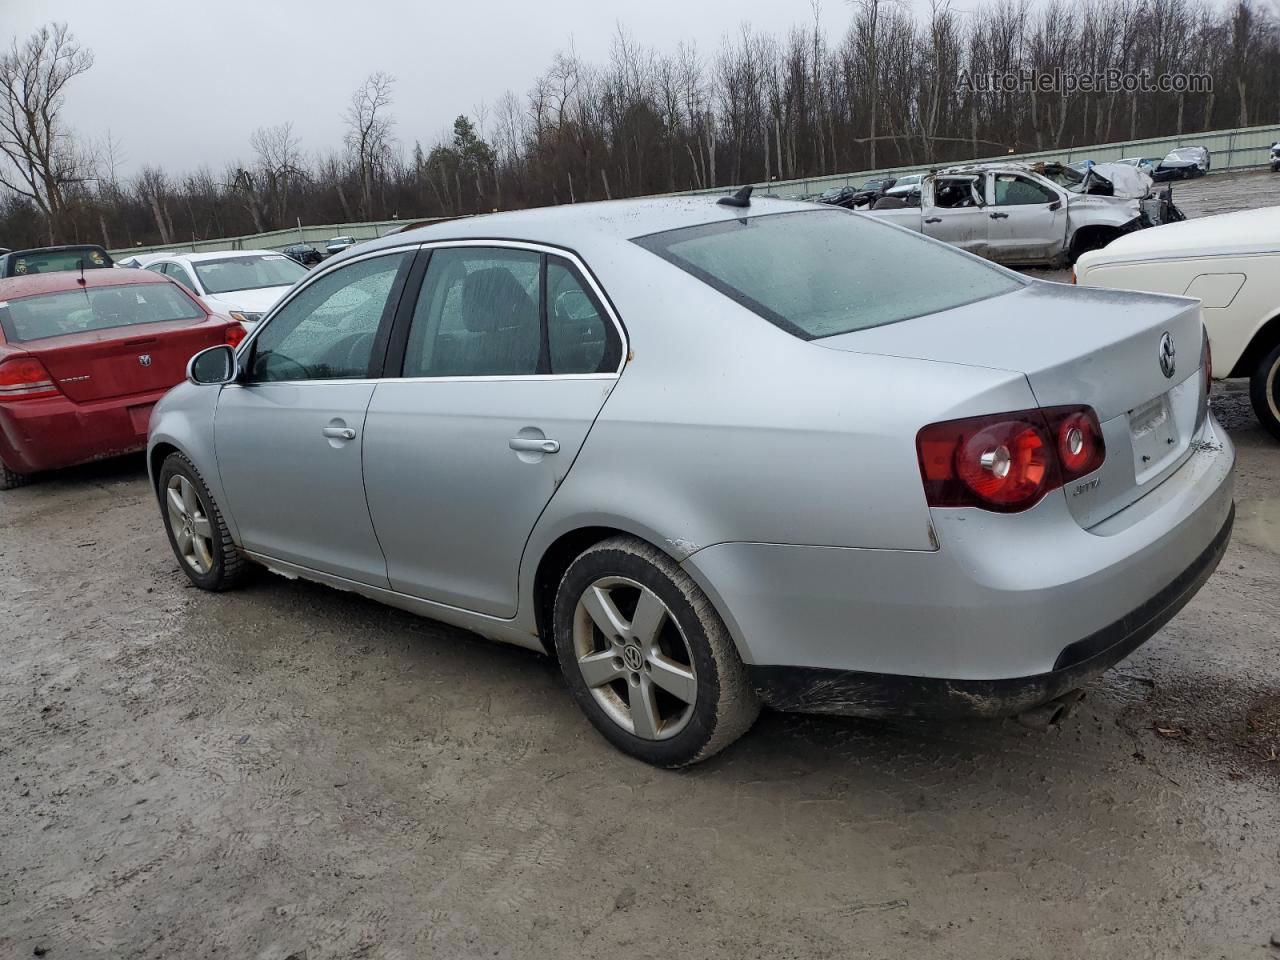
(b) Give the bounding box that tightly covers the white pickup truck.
[865,162,1179,268]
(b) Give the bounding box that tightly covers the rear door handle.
[989,211,1009,219]
[924,217,942,224]
[509,437,560,454]
[322,426,356,440]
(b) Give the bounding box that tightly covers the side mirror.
[187,344,238,386]
[1048,200,1062,211]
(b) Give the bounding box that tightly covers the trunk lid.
[24,316,228,402]
[819,281,1205,526]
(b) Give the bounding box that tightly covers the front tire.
[1249,342,1280,442]
[158,452,249,590]
[553,536,759,767]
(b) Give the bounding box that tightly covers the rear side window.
[401,248,621,378]
[634,209,1022,340]
[0,283,205,342]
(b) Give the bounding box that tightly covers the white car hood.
[203,286,292,317]
[1088,163,1152,199]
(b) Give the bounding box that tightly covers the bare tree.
[0,23,93,243]
[250,122,305,227]
[344,72,395,218]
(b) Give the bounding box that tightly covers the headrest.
[460,268,536,334]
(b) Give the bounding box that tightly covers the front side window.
[635,209,1022,340]
[994,175,1057,206]
[403,248,542,378]
[247,252,409,382]
[194,254,307,295]
[934,177,981,209]
[0,283,205,342]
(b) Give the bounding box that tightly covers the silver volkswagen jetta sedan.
[149,194,1235,767]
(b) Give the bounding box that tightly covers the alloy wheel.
[571,576,697,740]
[166,474,215,574]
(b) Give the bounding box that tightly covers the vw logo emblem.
[138,354,153,367]
[1158,333,1175,379]
[622,645,645,672]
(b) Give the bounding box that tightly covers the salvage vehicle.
[1271,142,1280,173]
[149,193,1234,766]
[0,269,244,489]
[282,243,324,266]
[1077,204,1280,439]
[326,235,357,256]
[867,163,1179,266]
[1157,146,1211,179]
[0,244,113,277]
[817,178,898,209]
[144,250,307,328]
[1117,157,1161,177]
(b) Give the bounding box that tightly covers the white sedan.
[144,250,308,328]
[1076,205,1280,439]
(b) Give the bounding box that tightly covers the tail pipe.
[1015,689,1086,732]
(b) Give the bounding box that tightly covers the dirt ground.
[3,176,1280,960]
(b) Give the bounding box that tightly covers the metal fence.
[675,122,1280,199]
[110,123,1280,257]
[110,218,459,258]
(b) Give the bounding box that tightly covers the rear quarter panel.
[521,238,1038,586]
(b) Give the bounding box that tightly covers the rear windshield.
[634,209,1023,339]
[4,247,112,277]
[0,283,205,342]
[193,254,306,294]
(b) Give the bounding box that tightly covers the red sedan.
[0,268,244,489]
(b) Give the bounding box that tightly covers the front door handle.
[989,211,1009,219]
[322,426,356,440]
[924,217,942,224]
[509,437,560,454]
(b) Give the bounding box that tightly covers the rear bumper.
[0,387,168,474]
[682,414,1235,717]
[748,504,1233,717]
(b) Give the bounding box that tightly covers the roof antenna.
[717,185,754,208]
[77,259,86,286]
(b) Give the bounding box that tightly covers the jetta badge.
[138,354,153,367]
[1158,332,1175,379]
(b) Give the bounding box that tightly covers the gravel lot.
[3,173,1280,959]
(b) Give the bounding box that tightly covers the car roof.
[355,195,817,258]
[0,266,168,301]
[159,249,283,264]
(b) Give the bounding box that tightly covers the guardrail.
[674,122,1280,198]
[110,217,462,258]
[111,122,1280,256]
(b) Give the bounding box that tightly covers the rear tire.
[1249,342,1280,442]
[158,452,250,591]
[552,536,759,767]
[0,461,31,490]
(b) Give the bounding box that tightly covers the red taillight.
[0,356,60,400]
[224,324,247,348]
[916,405,1105,513]
[1046,407,1105,479]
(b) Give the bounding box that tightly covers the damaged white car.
[865,162,1182,268]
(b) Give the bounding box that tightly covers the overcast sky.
[5,0,875,178]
